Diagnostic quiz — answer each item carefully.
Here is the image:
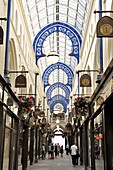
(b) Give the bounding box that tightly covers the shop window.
[93,112,104,170]
[3,128,10,170]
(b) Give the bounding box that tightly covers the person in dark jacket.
[51,143,54,159]
[54,144,58,158]
[60,145,63,157]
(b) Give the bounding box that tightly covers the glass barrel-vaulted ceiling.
[22,0,90,112]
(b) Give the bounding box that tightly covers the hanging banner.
[97,16,113,37]
[15,74,26,88]
[0,26,3,44]
[39,111,45,117]
[80,74,91,87]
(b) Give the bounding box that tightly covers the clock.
[82,78,90,86]
[100,24,113,35]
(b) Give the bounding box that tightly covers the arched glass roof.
[22,0,89,71]
[22,0,90,111]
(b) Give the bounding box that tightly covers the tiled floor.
[27,153,84,170]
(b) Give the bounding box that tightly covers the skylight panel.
[59,89,65,96]
[30,10,37,19]
[78,5,85,16]
[65,60,71,67]
[60,58,64,63]
[69,1,77,9]
[33,22,39,29]
[34,28,40,37]
[77,16,83,25]
[59,37,65,43]
[68,8,76,17]
[66,45,71,51]
[59,0,68,5]
[59,5,67,13]
[76,25,82,33]
[39,10,46,20]
[76,20,82,28]
[40,19,48,28]
[47,0,55,6]
[48,15,54,23]
[28,1,35,10]
[47,6,54,15]
[80,0,88,6]
[38,0,46,11]
[29,4,36,13]
[68,18,75,26]
[79,1,86,8]
[32,17,38,27]
[59,14,67,21]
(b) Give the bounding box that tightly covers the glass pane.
[69,1,77,9]
[59,6,67,13]
[94,112,104,170]
[6,114,12,128]
[11,133,17,170]
[3,128,10,170]
[3,89,9,105]
[0,82,3,101]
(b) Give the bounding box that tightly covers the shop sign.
[97,16,113,37]
[15,74,26,88]
[80,74,91,87]
[7,97,13,106]
[96,96,104,105]
[39,111,45,117]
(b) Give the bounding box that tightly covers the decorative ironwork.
[46,82,70,101]
[50,99,68,113]
[33,22,82,62]
[48,94,69,105]
[42,62,74,89]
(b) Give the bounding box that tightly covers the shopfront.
[0,75,19,170]
[90,107,104,170]
[89,59,113,170]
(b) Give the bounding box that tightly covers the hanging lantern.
[47,51,59,65]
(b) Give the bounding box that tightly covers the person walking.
[48,143,51,159]
[57,143,60,156]
[51,143,54,159]
[66,143,69,155]
[60,145,63,157]
[70,142,78,167]
[54,144,58,158]
[42,143,46,160]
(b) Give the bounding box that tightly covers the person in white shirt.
[66,143,69,155]
[70,142,78,167]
